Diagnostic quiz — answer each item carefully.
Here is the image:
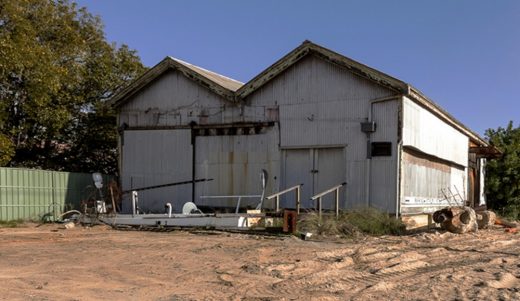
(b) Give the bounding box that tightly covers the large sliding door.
[283,147,346,210]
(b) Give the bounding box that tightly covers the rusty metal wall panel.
[245,55,397,210]
[402,96,469,167]
[400,150,466,214]
[121,129,193,212]
[194,127,280,208]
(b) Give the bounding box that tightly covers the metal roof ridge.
[168,56,244,85]
[236,40,409,98]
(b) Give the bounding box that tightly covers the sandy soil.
[0,223,519,301]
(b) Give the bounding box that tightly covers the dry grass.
[0,219,25,228]
[298,207,405,238]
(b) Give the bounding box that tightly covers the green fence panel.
[0,167,113,221]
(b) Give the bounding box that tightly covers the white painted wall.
[402,97,468,166]
[401,96,470,214]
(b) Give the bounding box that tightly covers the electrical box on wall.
[361,121,376,133]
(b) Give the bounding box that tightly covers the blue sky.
[76,0,519,136]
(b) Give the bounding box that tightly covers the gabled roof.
[111,56,243,108]
[236,40,409,98]
[236,40,489,147]
[112,40,489,147]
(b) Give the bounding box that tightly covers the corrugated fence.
[0,167,112,221]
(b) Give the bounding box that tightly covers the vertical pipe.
[131,190,138,217]
[275,195,280,212]
[190,121,197,204]
[335,188,339,218]
[51,172,56,221]
[318,197,322,220]
[235,197,241,214]
[168,203,172,217]
[366,95,401,208]
[296,186,301,214]
[395,141,402,218]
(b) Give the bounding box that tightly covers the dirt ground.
[0,223,519,301]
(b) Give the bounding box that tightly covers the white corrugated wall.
[119,69,243,128]
[370,100,399,213]
[400,96,469,214]
[121,129,192,212]
[194,127,280,208]
[245,55,399,211]
[402,97,468,166]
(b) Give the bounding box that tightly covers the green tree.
[0,0,145,173]
[485,121,520,219]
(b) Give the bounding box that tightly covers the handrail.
[310,182,347,218]
[265,184,303,213]
[199,195,262,214]
[311,183,346,200]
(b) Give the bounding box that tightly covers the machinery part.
[122,178,213,193]
[58,210,82,222]
[432,211,450,223]
[96,200,107,214]
[165,203,172,218]
[182,202,202,215]
[132,191,139,216]
[255,169,269,210]
[433,206,478,234]
[476,210,496,229]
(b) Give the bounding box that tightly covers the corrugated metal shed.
[113,40,491,216]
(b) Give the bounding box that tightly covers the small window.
[371,142,392,156]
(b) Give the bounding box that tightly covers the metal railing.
[265,184,303,213]
[311,182,347,218]
[199,195,262,214]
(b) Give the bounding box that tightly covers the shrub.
[297,207,405,238]
[341,207,405,236]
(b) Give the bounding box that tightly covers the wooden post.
[109,186,117,214]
